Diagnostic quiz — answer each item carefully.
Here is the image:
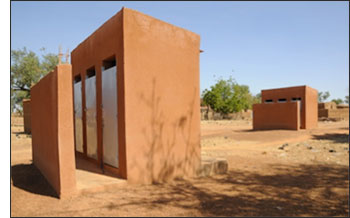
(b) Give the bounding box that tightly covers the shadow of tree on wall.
[312,133,349,144]
[130,77,200,183]
[11,163,58,198]
[106,163,348,216]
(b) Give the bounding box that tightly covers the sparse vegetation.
[11,47,58,113]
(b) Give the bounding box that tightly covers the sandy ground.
[11,117,349,216]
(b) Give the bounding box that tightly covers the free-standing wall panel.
[253,101,300,130]
[31,64,76,198]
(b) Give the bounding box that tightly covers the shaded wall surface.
[123,8,201,184]
[31,64,76,198]
[22,99,31,134]
[253,102,300,130]
[260,85,317,129]
[71,9,126,178]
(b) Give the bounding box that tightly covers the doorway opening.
[101,56,119,171]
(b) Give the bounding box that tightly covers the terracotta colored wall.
[22,99,31,134]
[261,85,317,129]
[304,86,318,129]
[253,101,300,130]
[31,64,76,198]
[123,8,201,184]
[71,9,126,178]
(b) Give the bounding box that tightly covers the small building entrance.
[73,59,119,176]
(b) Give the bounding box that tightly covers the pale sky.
[11,1,349,100]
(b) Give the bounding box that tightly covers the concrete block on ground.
[197,157,228,177]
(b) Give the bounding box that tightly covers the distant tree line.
[318,90,349,105]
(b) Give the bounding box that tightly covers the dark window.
[265,99,273,103]
[74,75,81,83]
[291,97,302,101]
[102,55,116,70]
[278,98,287,102]
[86,67,96,78]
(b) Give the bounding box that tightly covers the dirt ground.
[11,117,349,217]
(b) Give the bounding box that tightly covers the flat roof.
[261,85,316,92]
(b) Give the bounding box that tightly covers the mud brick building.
[30,7,201,197]
[318,102,349,120]
[253,85,318,130]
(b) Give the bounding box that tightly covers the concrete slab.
[75,156,126,195]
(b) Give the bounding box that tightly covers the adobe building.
[253,85,318,130]
[22,99,31,134]
[31,7,201,197]
[318,102,349,121]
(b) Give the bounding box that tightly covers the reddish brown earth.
[11,117,349,216]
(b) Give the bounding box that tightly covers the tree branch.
[11,86,30,92]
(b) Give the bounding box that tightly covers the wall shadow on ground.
[11,163,58,198]
[236,129,297,133]
[238,128,301,132]
[12,131,31,136]
[312,133,349,144]
[106,163,349,216]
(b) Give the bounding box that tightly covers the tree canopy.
[318,91,330,103]
[202,77,256,115]
[11,47,58,113]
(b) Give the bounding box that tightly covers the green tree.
[231,84,252,112]
[11,47,58,113]
[318,91,330,103]
[331,98,344,105]
[202,77,254,115]
[40,47,60,74]
[252,93,261,104]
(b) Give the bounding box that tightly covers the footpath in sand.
[11,117,349,216]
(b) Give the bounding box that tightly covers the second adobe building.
[253,85,318,130]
